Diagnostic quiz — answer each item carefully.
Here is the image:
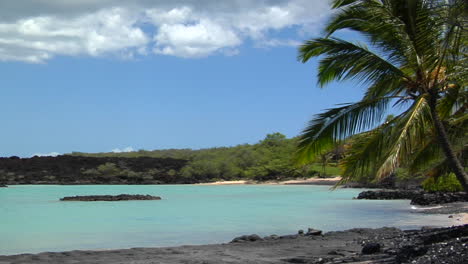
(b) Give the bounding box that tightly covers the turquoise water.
[0,185,451,255]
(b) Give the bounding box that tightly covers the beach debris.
[361,242,381,254]
[59,194,161,201]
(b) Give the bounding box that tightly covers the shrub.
[97,163,121,177]
[422,174,463,192]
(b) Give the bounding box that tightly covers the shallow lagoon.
[0,185,452,255]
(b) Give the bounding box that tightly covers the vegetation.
[422,173,464,192]
[297,0,467,190]
[71,133,341,182]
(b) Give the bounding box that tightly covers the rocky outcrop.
[0,184,6,187]
[357,190,468,205]
[0,155,188,185]
[231,234,263,243]
[305,228,323,236]
[411,192,468,206]
[356,190,418,200]
[60,194,161,201]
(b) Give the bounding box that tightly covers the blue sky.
[0,0,367,157]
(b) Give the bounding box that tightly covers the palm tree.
[296,0,467,190]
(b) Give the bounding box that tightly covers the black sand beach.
[1,224,467,264]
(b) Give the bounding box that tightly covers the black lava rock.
[306,228,322,236]
[230,234,263,243]
[357,190,468,205]
[361,242,381,254]
[60,194,161,201]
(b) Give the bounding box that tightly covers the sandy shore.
[196,177,341,186]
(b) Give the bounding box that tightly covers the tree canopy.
[297,0,467,190]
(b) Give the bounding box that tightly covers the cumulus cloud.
[112,147,135,153]
[32,152,61,157]
[0,0,331,62]
[154,19,242,57]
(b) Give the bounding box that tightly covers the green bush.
[422,174,463,192]
[97,163,121,177]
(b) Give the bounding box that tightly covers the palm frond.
[438,83,467,119]
[339,126,390,183]
[408,136,443,174]
[376,95,433,178]
[298,38,406,87]
[296,96,392,164]
[326,0,417,66]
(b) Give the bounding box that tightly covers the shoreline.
[195,177,342,186]
[1,177,342,187]
[1,223,466,263]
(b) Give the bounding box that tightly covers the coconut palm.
[296,0,467,190]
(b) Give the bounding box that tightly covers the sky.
[0,0,368,157]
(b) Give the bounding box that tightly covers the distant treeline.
[70,133,341,182]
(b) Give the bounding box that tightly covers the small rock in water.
[298,229,304,235]
[306,228,322,236]
[60,194,161,201]
[361,242,381,254]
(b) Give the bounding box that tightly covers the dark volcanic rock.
[357,190,468,205]
[306,228,322,236]
[231,234,263,243]
[356,190,419,200]
[411,192,468,206]
[60,194,161,201]
[361,242,381,254]
[395,245,428,263]
[0,155,188,185]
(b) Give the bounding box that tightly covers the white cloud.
[112,147,135,153]
[257,38,302,48]
[0,0,331,62]
[154,19,241,57]
[32,152,61,157]
[0,8,148,62]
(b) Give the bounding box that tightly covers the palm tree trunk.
[428,91,468,192]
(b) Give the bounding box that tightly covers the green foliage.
[70,133,341,182]
[297,0,468,188]
[97,163,121,177]
[422,174,463,192]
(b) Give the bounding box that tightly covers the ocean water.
[0,185,452,255]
